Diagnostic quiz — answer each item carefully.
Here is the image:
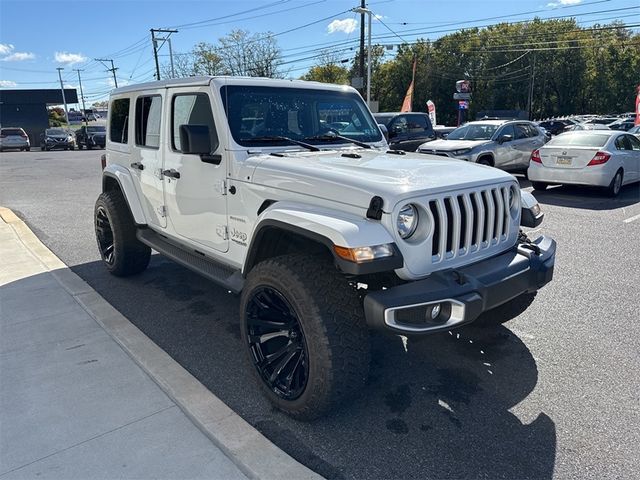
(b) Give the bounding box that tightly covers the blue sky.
[0,0,637,105]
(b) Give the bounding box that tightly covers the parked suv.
[95,77,556,419]
[374,112,435,152]
[0,127,30,151]
[418,120,546,172]
[40,128,75,150]
[76,125,106,149]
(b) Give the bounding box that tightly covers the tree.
[217,29,283,78]
[192,42,224,75]
[301,51,349,84]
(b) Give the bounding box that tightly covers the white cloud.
[0,43,14,55]
[1,52,35,61]
[0,80,17,87]
[547,0,582,7]
[327,18,358,34]
[54,51,87,64]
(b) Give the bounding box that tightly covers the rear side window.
[110,98,130,144]
[135,96,162,148]
[514,124,529,139]
[172,93,218,153]
[525,124,539,137]
[627,135,640,151]
[406,115,430,133]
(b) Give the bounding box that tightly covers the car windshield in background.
[87,126,106,133]
[446,123,499,141]
[373,115,394,127]
[547,133,610,148]
[221,86,382,147]
[46,129,67,135]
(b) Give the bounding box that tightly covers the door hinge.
[157,205,167,218]
[214,179,227,195]
[216,225,228,240]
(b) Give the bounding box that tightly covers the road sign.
[453,92,471,100]
[458,100,469,110]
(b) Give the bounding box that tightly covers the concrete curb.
[0,207,322,480]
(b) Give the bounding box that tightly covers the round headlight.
[397,204,418,239]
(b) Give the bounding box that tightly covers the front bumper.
[363,235,556,335]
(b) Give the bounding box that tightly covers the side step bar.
[137,228,244,294]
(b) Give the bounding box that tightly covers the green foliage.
[303,19,638,125]
[48,107,68,127]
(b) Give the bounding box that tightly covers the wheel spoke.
[284,351,304,391]
[268,344,301,383]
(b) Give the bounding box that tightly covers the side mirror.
[179,124,221,164]
[378,123,389,142]
[441,133,449,139]
[180,124,211,154]
[498,134,513,144]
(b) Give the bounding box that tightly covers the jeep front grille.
[429,186,512,264]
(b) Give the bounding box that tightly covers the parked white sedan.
[528,131,640,197]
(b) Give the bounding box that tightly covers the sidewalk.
[0,212,249,479]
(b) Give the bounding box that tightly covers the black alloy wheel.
[95,206,115,265]
[245,286,309,400]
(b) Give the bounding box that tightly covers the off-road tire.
[605,169,623,197]
[240,254,370,420]
[94,190,150,276]
[476,292,537,325]
[25,147,30,151]
[531,181,548,191]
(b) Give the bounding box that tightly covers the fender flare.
[102,164,147,225]
[243,203,403,276]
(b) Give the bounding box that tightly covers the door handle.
[130,162,144,170]
[162,169,181,179]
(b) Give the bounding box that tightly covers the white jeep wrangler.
[95,76,556,420]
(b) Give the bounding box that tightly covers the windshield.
[87,126,106,133]
[46,128,67,135]
[547,133,610,148]
[221,86,382,148]
[446,123,499,141]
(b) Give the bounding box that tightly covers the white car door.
[622,134,640,181]
[161,87,229,253]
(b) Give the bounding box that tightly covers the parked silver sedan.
[417,120,546,172]
[528,131,640,197]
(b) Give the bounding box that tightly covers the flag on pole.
[400,57,417,112]
[635,85,640,126]
[426,100,436,127]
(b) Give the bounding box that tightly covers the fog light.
[429,303,441,320]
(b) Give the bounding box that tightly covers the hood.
[47,134,70,139]
[420,139,492,151]
[247,149,514,210]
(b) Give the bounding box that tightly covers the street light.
[352,6,372,107]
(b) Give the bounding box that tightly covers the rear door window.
[110,98,130,144]
[135,96,162,148]
[514,124,529,140]
[406,115,429,133]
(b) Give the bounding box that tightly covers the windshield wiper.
[240,135,319,152]
[304,131,372,149]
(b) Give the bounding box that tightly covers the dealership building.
[0,88,79,144]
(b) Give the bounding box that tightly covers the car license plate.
[556,157,572,165]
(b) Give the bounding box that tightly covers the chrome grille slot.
[428,184,515,266]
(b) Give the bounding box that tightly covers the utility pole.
[527,52,536,120]
[359,0,365,95]
[95,58,118,88]
[155,36,175,78]
[56,67,69,124]
[74,69,88,125]
[151,28,178,80]
[353,5,372,107]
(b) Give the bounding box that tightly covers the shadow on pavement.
[72,256,556,480]
[517,176,640,210]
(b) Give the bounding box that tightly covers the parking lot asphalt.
[1,149,639,479]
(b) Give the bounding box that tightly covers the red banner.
[635,85,640,126]
[400,57,417,112]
